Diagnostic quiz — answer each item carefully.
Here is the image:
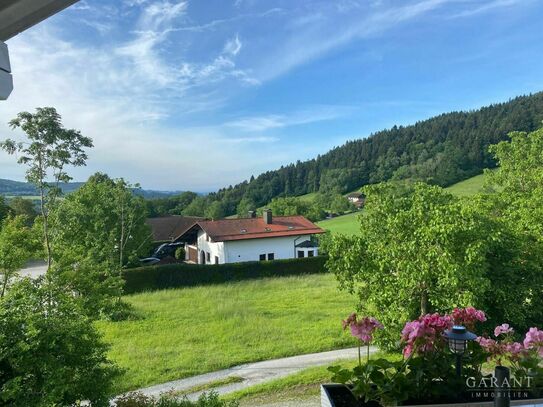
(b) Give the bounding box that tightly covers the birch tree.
[0,107,93,271]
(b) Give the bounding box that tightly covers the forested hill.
[197,92,543,216]
[0,178,181,199]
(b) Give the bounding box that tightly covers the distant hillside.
[318,172,489,235]
[201,92,543,216]
[0,178,180,200]
[0,179,84,196]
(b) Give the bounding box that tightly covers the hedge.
[122,256,328,294]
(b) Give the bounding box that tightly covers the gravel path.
[118,347,377,403]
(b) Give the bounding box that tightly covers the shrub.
[116,391,239,407]
[122,256,327,294]
[0,279,119,406]
[175,246,186,260]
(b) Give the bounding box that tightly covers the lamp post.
[444,325,477,377]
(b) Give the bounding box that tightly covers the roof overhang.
[0,0,80,41]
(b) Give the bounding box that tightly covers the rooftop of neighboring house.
[146,215,205,242]
[179,210,325,243]
[346,191,364,199]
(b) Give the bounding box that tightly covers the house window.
[206,234,210,242]
[215,256,219,264]
[297,250,304,258]
[259,254,266,261]
[308,250,314,257]
[206,252,210,262]
[267,253,274,261]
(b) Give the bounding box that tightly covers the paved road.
[19,260,47,279]
[120,347,377,404]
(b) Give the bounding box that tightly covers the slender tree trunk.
[119,197,124,269]
[420,289,428,316]
[39,183,52,272]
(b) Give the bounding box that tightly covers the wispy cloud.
[225,106,354,132]
[221,136,279,143]
[449,0,527,18]
[253,0,452,81]
[223,34,242,56]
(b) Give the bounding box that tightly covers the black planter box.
[320,384,543,407]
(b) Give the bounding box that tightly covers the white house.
[177,210,325,265]
[346,192,365,208]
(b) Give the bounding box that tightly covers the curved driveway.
[119,346,377,402]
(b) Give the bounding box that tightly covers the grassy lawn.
[317,212,361,235]
[97,274,358,393]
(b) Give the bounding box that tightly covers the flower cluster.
[524,327,543,357]
[494,323,514,337]
[342,313,383,344]
[401,313,452,358]
[451,307,486,329]
[476,324,532,364]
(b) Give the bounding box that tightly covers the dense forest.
[149,92,543,218]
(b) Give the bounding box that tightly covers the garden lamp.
[444,325,477,377]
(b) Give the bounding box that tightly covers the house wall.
[223,235,311,264]
[197,230,225,264]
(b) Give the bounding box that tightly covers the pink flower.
[342,313,383,344]
[401,313,452,357]
[476,336,497,350]
[523,327,543,358]
[506,342,525,360]
[494,323,514,337]
[342,313,357,330]
[451,307,486,329]
[476,336,507,364]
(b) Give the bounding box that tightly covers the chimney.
[263,209,272,224]
[248,210,256,218]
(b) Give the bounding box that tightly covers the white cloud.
[223,34,242,56]
[449,0,527,18]
[225,106,354,132]
[0,24,264,190]
[253,0,453,81]
[140,0,188,30]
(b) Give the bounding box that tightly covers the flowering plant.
[342,312,383,365]
[475,325,543,391]
[330,308,543,405]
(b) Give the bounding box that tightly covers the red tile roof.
[195,216,325,242]
[146,215,204,242]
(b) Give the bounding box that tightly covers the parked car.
[153,242,184,259]
[139,257,161,266]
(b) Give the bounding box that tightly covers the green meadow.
[97,274,357,393]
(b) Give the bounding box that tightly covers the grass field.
[98,274,358,393]
[316,173,488,235]
[317,212,361,235]
[444,173,486,197]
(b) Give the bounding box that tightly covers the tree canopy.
[50,172,150,317]
[0,107,93,270]
[0,279,118,406]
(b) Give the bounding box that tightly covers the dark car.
[152,242,184,259]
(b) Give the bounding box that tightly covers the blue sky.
[1,0,543,191]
